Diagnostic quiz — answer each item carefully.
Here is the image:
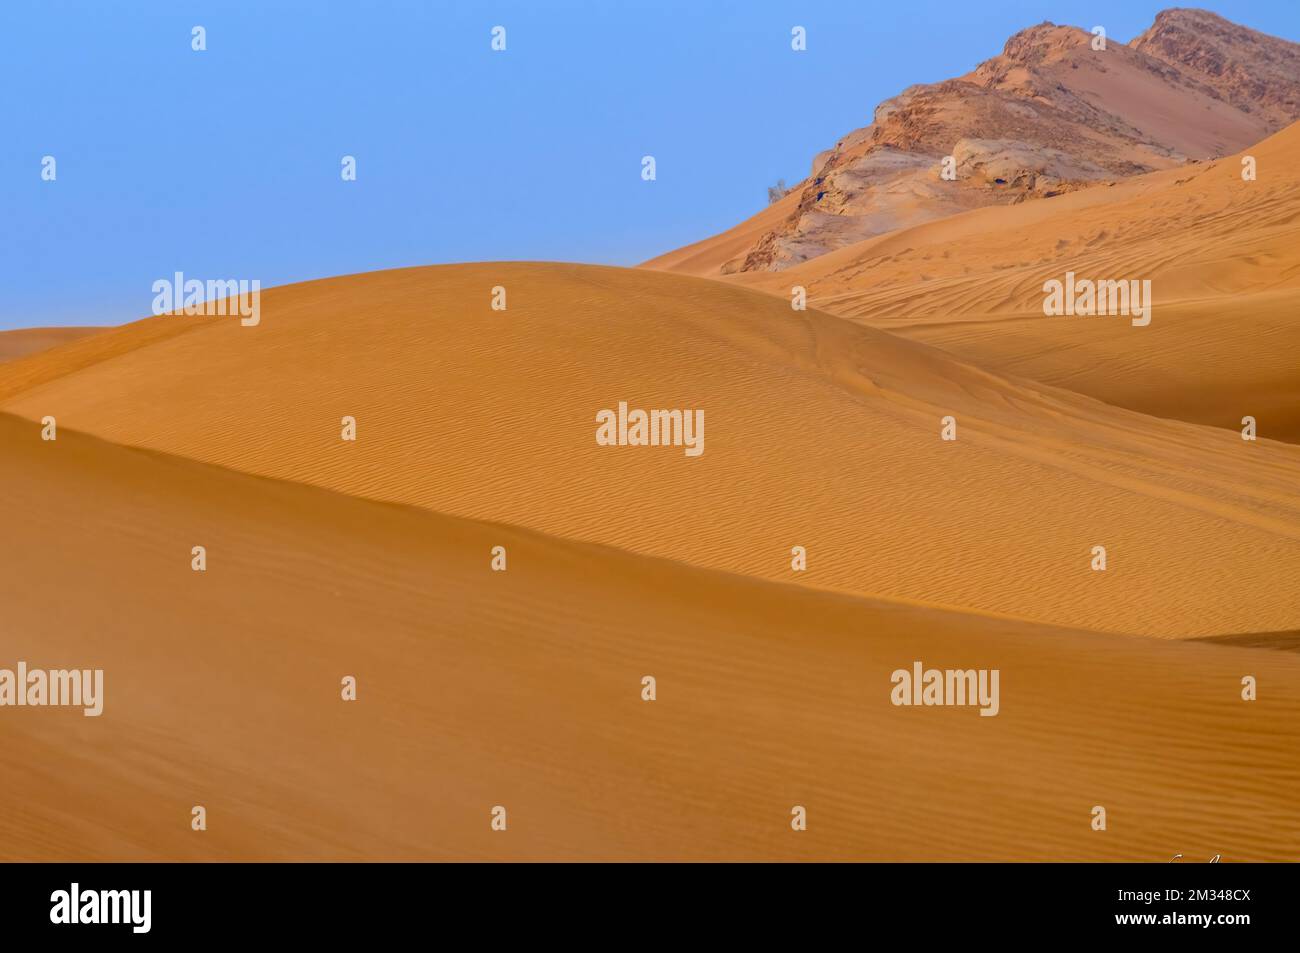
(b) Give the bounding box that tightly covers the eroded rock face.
[714,11,1300,274]
[1131,8,1300,131]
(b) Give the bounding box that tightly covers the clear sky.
[4,0,1297,329]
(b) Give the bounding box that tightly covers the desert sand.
[3,254,1300,860]
[4,263,1300,639]
[3,412,1298,861]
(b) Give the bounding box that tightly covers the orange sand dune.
[3,412,1297,861]
[3,263,1299,638]
[0,326,105,364]
[735,122,1300,439]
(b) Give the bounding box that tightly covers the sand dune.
[0,326,105,364]
[3,263,1300,638]
[733,122,1300,441]
[3,412,1298,861]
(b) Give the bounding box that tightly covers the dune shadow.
[1190,631,1300,653]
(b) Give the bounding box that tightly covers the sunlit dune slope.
[3,263,1300,638]
[3,413,1298,861]
[736,122,1300,440]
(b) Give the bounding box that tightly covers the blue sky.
[3,0,1297,329]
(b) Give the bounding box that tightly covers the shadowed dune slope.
[3,263,1300,638]
[732,122,1300,440]
[2,413,1298,861]
[1192,631,1300,654]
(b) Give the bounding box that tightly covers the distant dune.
[733,122,1300,441]
[4,412,1298,861]
[0,326,104,364]
[3,263,1299,639]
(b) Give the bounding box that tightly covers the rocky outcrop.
[651,9,1300,275]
